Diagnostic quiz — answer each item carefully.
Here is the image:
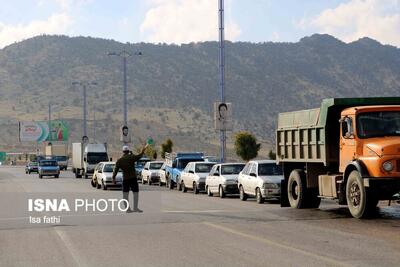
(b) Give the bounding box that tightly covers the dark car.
[25,161,39,174]
[38,160,60,178]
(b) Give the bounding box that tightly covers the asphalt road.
[0,166,399,267]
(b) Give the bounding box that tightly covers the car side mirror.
[189,170,194,174]
[250,173,257,177]
[109,158,112,161]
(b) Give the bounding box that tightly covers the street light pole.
[108,50,142,129]
[123,55,128,126]
[219,0,226,163]
[72,81,97,140]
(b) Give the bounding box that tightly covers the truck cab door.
[339,116,356,172]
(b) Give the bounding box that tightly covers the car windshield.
[103,164,115,172]
[221,164,245,175]
[54,156,67,161]
[357,111,400,138]
[258,163,282,176]
[150,163,163,170]
[195,163,214,173]
[87,153,108,164]
[40,160,58,166]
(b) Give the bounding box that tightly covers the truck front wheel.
[346,171,378,219]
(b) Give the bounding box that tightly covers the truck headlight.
[382,161,394,172]
[263,183,278,189]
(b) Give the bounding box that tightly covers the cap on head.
[122,145,129,152]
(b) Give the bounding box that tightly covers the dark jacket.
[113,151,144,181]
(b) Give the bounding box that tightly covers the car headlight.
[383,161,394,172]
[263,183,278,189]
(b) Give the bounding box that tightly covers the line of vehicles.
[25,97,400,218]
[89,151,285,205]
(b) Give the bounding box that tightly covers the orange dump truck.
[277,98,400,218]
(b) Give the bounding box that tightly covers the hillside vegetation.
[0,34,399,158]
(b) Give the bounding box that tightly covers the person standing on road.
[113,144,148,213]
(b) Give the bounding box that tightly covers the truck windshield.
[221,164,245,175]
[137,159,150,167]
[87,153,108,164]
[258,164,283,176]
[357,111,400,138]
[178,159,203,169]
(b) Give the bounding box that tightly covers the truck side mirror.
[109,158,112,162]
[84,157,87,162]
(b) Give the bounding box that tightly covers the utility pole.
[219,0,226,163]
[48,103,52,140]
[93,107,96,142]
[72,81,97,140]
[108,50,142,131]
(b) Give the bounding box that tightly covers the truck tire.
[75,169,82,178]
[168,177,174,190]
[182,182,187,193]
[346,170,378,219]
[176,178,182,191]
[287,169,308,209]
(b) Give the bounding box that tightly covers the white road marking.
[54,228,85,267]
[203,221,352,267]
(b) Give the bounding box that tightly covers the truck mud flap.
[280,178,290,207]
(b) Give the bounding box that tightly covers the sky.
[0,0,400,49]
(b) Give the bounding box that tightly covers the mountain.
[1,34,400,158]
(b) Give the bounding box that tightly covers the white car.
[180,162,215,194]
[159,162,167,186]
[141,161,164,185]
[92,162,123,190]
[237,160,283,203]
[206,163,245,198]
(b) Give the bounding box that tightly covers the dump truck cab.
[277,98,400,218]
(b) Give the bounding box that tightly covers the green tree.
[268,149,276,160]
[161,138,173,159]
[234,131,261,161]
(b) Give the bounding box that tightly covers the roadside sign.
[214,102,233,131]
[120,125,131,143]
[82,136,89,143]
[19,120,69,142]
[147,137,154,146]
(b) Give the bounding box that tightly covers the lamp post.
[72,81,97,139]
[218,0,226,163]
[108,50,142,128]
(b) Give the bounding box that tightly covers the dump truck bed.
[276,97,400,166]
